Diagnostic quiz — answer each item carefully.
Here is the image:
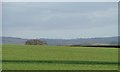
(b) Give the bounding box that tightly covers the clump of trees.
[25,39,47,45]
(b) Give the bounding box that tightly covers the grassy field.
[2,44,118,70]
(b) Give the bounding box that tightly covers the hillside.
[0,36,119,46]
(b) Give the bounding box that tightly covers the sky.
[1,0,119,2]
[2,2,118,39]
[0,2,2,38]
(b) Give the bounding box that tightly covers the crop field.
[2,44,118,70]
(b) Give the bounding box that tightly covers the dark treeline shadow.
[70,45,119,48]
[2,60,119,65]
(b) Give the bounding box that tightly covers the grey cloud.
[2,2,118,38]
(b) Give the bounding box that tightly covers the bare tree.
[25,39,47,45]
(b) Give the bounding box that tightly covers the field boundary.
[2,60,118,65]
[70,45,119,48]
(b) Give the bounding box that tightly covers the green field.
[2,44,118,70]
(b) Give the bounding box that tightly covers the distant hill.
[0,36,119,46]
[1,37,27,45]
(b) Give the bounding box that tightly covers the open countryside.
[2,2,118,70]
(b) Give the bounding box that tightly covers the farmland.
[2,44,118,70]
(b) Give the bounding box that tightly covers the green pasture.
[2,44,118,70]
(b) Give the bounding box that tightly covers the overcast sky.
[2,2,118,39]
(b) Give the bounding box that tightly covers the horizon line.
[1,35,119,40]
